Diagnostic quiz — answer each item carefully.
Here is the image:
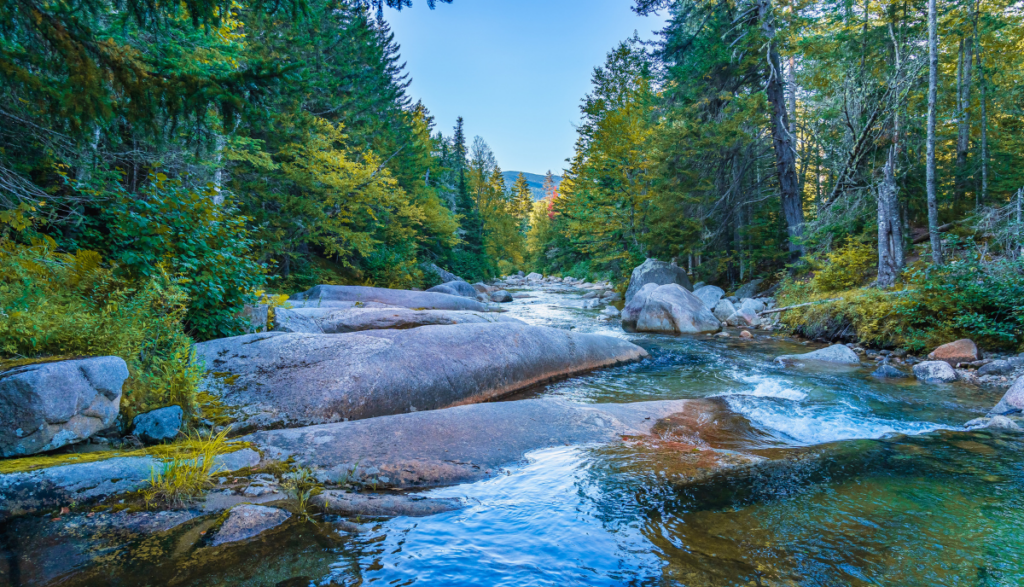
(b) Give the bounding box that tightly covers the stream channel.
[3,284,1021,586]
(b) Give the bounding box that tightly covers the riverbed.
[3,285,1021,586]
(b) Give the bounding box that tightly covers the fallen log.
[758,298,844,315]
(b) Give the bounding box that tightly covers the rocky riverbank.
[2,270,1021,583]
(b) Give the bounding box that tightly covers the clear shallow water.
[4,286,1021,586]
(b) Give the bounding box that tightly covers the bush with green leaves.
[894,248,1024,351]
[0,236,202,422]
[81,176,267,341]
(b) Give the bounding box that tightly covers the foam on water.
[724,394,945,445]
[717,374,809,401]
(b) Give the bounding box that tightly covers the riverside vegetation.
[1,0,1023,584]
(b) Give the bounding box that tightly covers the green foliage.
[81,175,266,341]
[0,236,201,421]
[810,241,877,293]
[777,242,1024,351]
[895,249,1024,350]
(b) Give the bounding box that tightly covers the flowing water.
[3,286,1021,586]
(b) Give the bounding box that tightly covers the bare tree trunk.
[926,0,944,265]
[759,0,804,262]
[978,34,988,207]
[954,35,973,212]
[877,148,904,288]
[733,153,745,281]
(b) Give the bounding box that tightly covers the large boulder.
[713,299,737,323]
[526,272,543,281]
[425,284,459,296]
[738,298,766,314]
[927,339,981,366]
[991,375,1024,415]
[634,284,721,335]
[725,308,761,328]
[428,280,478,299]
[775,345,860,367]
[290,285,490,312]
[1,357,128,457]
[912,361,959,384]
[734,279,764,300]
[423,263,465,284]
[692,285,725,310]
[272,307,522,334]
[196,323,648,431]
[621,283,658,331]
[624,259,693,305]
[490,290,513,303]
[131,406,183,444]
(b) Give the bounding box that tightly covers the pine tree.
[511,173,535,229]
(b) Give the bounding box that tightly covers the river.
[5,284,1022,586]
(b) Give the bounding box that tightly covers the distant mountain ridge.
[502,171,562,201]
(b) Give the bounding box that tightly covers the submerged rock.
[927,339,981,366]
[1,357,128,457]
[310,490,463,518]
[990,375,1024,415]
[692,285,725,310]
[625,259,693,304]
[196,324,648,431]
[978,360,1013,376]
[775,345,860,367]
[871,364,909,379]
[634,284,721,335]
[131,406,183,444]
[912,361,959,383]
[210,505,291,546]
[245,398,735,488]
[272,307,521,334]
[965,415,1023,432]
[290,285,489,312]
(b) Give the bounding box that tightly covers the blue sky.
[384,0,667,176]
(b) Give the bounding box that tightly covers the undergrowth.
[0,235,202,421]
[778,239,1024,351]
[143,428,235,508]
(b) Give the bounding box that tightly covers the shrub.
[811,241,876,292]
[777,242,1024,351]
[81,175,267,341]
[0,236,201,421]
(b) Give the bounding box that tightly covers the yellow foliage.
[143,428,236,508]
[811,241,877,292]
[0,236,200,421]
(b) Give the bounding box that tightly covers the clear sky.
[384,0,667,176]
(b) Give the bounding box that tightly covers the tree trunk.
[954,36,973,212]
[759,0,804,262]
[926,0,944,265]
[877,148,904,288]
[733,153,745,281]
[978,37,988,207]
